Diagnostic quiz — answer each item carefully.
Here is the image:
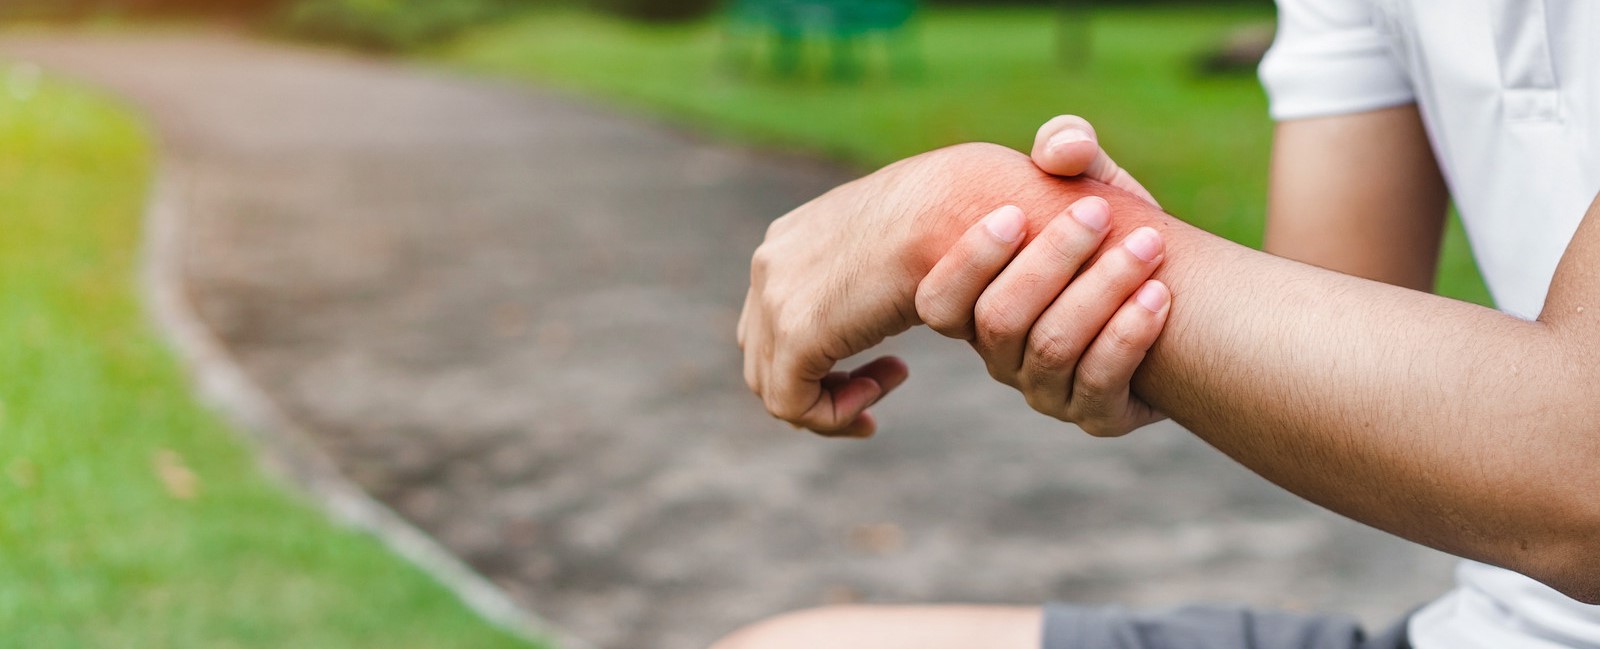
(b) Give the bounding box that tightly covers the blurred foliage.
[275,0,520,51]
[592,0,720,22]
[430,5,1493,305]
[0,0,702,48]
[0,0,280,20]
[0,0,1270,49]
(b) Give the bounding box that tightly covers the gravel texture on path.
[3,33,1455,649]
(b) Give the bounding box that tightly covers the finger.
[810,357,907,437]
[818,410,878,440]
[1031,115,1161,208]
[802,373,883,434]
[740,288,761,395]
[1031,115,1100,176]
[764,342,833,423]
[813,367,882,439]
[744,335,761,397]
[850,355,910,396]
[814,355,915,439]
[1070,280,1170,437]
[1019,227,1164,414]
[770,353,899,434]
[917,205,1027,340]
[972,196,1111,385]
[737,287,751,349]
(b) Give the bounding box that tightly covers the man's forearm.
[917,143,1600,602]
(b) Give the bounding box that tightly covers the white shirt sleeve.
[1258,0,1416,120]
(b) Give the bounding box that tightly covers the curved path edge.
[140,159,589,649]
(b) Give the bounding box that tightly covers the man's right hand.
[916,116,1171,437]
[917,200,1170,437]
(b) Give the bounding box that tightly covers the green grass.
[431,4,1491,305]
[0,72,540,648]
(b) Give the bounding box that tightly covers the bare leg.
[710,605,1043,649]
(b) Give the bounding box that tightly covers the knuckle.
[760,292,787,323]
[1028,325,1082,370]
[1079,419,1122,438]
[1066,401,1126,437]
[1091,419,1133,438]
[1040,220,1096,261]
[750,246,774,276]
[1023,390,1055,415]
[1074,382,1113,417]
[982,358,1016,386]
[974,298,1024,343]
[1024,319,1088,370]
[977,321,1024,355]
[1109,249,1152,278]
[930,317,972,339]
[1075,363,1115,399]
[768,397,807,423]
[1068,377,1112,414]
[915,284,960,332]
[1076,362,1115,396]
[980,354,1005,379]
[1102,320,1148,356]
[1018,361,1056,391]
[913,279,938,311]
[1106,331,1141,358]
[772,318,799,345]
[771,306,816,345]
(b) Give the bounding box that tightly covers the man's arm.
[916,107,1446,437]
[742,142,1600,602]
[1129,205,1600,603]
[1265,105,1451,289]
[978,146,1600,603]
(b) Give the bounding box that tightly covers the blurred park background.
[3,0,1492,296]
[0,1,1483,648]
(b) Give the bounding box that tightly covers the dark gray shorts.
[1042,604,1411,649]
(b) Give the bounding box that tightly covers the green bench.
[724,0,919,80]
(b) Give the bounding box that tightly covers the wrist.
[884,142,1041,276]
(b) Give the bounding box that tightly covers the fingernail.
[1070,196,1110,231]
[1048,128,1092,152]
[983,205,1025,243]
[1123,227,1162,262]
[1135,280,1169,313]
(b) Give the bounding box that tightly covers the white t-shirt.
[1258,1,1600,647]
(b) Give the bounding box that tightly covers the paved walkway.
[4,34,1453,649]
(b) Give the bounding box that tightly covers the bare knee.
[710,606,869,649]
[709,604,1042,649]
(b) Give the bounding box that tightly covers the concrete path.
[3,33,1454,649]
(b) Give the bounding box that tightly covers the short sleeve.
[1258,0,1416,120]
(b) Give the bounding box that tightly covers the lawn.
[432,4,1491,305]
[0,70,540,648]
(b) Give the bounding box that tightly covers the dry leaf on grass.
[153,449,201,500]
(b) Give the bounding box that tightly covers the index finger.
[766,354,908,436]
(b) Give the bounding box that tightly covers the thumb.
[1031,115,1161,208]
